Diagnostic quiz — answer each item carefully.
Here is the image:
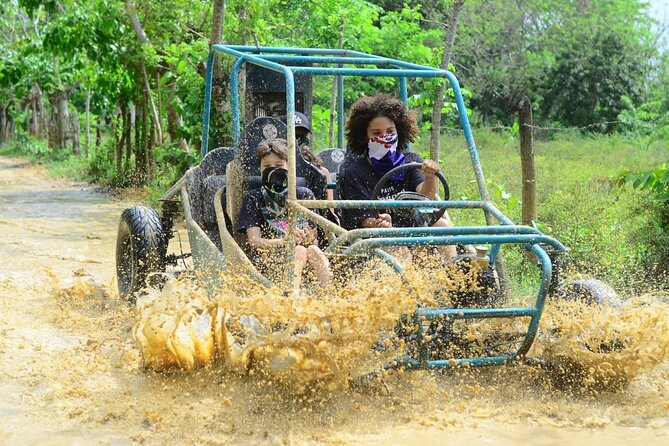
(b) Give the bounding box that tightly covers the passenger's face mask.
[296,135,310,148]
[367,133,399,159]
[261,166,288,194]
[261,166,288,212]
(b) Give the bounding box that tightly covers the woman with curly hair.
[338,93,456,258]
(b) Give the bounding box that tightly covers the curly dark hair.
[345,93,419,156]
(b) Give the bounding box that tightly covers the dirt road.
[1,156,668,445]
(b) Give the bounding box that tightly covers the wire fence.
[439,118,668,135]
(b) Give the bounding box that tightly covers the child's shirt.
[236,186,315,239]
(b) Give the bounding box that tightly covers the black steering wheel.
[371,162,450,227]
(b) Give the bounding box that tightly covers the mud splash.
[132,258,415,388]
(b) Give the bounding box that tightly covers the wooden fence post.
[519,96,537,226]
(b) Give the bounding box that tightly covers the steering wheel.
[371,162,450,227]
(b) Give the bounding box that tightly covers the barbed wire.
[439,119,665,133]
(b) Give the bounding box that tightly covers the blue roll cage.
[199,45,565,369]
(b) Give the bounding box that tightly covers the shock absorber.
[160,199,180,242]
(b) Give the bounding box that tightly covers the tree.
[429,0,464,161]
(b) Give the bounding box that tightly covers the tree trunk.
[114,104,123,174]
[95,110,104,152]
[48,90,72,150]
[519,96,537,225]
[84,89,91,157]
[146,119,154,179]
[139,61,163,144]
[166,98,191,153]
[429,0,465,162]
[142,91,150,179]
[125,105,134,169]
[58,92,70,149]
[329,20,344,148]
[48,106,58,149]
[31,84,47,140]
[70,108,81,156]
[130,100,136,152]
[125,0,163,144]
[28,85,40,137]
[0,103,13,144]
[210,0,226,82]
[211,0,229,123]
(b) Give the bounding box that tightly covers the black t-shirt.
[337,157,425,229]
[237,186,315,238]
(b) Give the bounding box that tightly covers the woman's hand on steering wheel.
[420,159,440,178]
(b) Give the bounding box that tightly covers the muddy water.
[1,156,668,445]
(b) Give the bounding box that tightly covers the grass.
[413,129,669,295]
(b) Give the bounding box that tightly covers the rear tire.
[116,206,167,303]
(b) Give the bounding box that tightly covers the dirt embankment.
[1,156,668,445]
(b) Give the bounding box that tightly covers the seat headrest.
[199,147,235,177]
[237,117,287,176]
[236,116,327,199]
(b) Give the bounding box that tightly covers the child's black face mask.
[261,167,288,205]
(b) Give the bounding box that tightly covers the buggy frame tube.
[205,45,490,205]
[399,243,553,369]
[210,44,300,288]
[226,45,446,72]
[337,74,344,149]
[345,234,565,255]
[325,225,546,254]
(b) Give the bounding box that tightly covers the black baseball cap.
[281,112,311,132]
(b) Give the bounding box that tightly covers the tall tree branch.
[125,0,163,144]
[429,0,465,162]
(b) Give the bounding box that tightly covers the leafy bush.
[618,163,669,201]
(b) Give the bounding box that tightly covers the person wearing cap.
[282,112,335,200]
[236,138,332,290]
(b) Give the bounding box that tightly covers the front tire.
[116,206,167,303]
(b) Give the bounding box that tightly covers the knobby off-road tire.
[116,206,167,303]
[562,278,622,307]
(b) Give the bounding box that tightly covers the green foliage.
[0,133,49,158]
[453,0,658,128]
[618,164,669,202]
[418,129,668,292]
[540,29,651,129]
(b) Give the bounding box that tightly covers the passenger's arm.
[362,213,392,228]
[320,167,335,201]
[246,227,284,249]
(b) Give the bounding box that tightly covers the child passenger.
[236,138,332,290]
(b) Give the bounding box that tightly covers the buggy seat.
[226,117,327,234]
[186,146,235,248]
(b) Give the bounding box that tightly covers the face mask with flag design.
[368,133,406,180]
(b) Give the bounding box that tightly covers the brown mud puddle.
[1,156,668,445]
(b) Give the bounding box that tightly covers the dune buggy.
[116,45,616,370]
